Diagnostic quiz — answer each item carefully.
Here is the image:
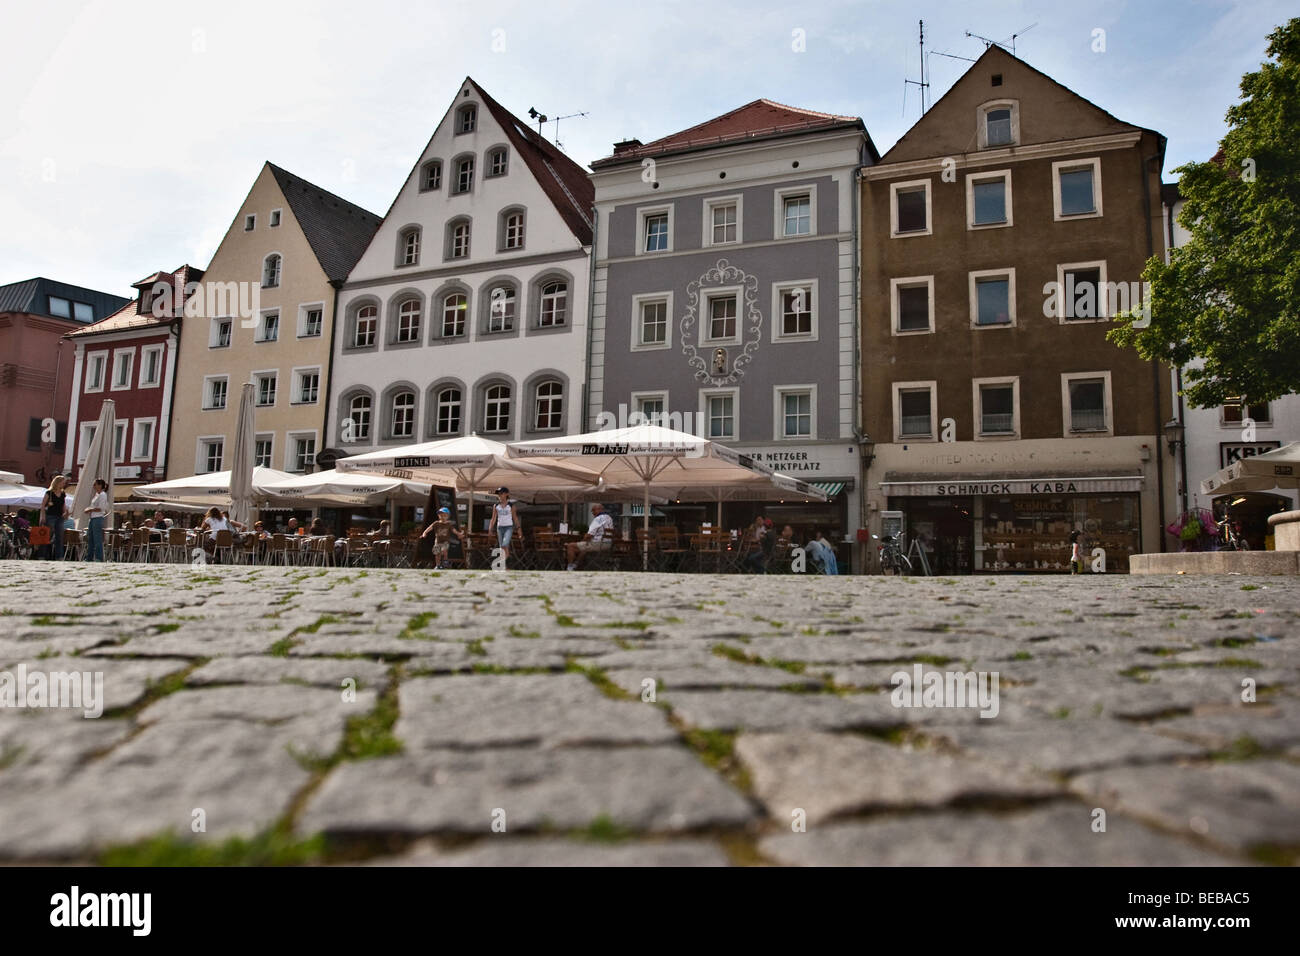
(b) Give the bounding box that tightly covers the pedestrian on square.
[40,475,69,560]
[1069,530,1083,574]
[82,478,109,561]
[422,506,464,569]
[741,514,768,573]
[488,487,519,566]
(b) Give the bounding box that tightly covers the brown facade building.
[860,46,1175,573]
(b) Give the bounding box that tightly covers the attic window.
[244,214,256,231]
[270,209,282,227]
[992,74,1003,87]
[457,105,477,134]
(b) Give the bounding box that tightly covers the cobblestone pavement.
[0,561,1296,866]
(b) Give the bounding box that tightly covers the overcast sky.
[1,0,1290,297]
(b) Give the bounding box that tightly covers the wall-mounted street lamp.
[861,437,876,468]
[1163,419,1185,457]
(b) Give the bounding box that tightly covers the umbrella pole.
[643,481,650,571]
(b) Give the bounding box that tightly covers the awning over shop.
[880,475,1144,496]
[811,482,845,497]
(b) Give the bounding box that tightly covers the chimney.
[612,138,643,156]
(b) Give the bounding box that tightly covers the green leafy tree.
[1109,18,1300,408]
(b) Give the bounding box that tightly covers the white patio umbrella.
[71,399,116,531]
[228,383,257,529]
[336,434,602,532]
[508,423,824,568]
[135,466,296,507]
[1200,442,1300,496]
[259,468,432,507]
[0,483,47,508]
[0,469,24,484]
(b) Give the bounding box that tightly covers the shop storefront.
[881,475,1145,573]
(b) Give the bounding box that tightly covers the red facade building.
[64,266,203,498]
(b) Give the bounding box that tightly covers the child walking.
[1069,530,1083,574]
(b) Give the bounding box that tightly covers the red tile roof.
[472,79,595,244]
[592,99,866,169]
[68,265,205,337]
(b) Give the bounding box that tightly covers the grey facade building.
[586,100,879,563]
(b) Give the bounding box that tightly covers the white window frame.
[630,390,670,427]
[110,348,134,391]
[254,433,275,469]
[347,394,374,441]
[131,417,157,462]
[637,205,673,255]
[969,268,1017,329]
[1061,371,1114,437]
[292,366,321,406]
[1053,157,1104,220]
[1055,260,1109,324]
[196,436,225,474]
[774,185,817,240]
[111,421,127,463]
[78,423,97,464]
[139,344,164,388]
[701,284,744,346]
[256,310,280,343]
[298,302,325,338]
[972,376,1020,440]
[203,375,229,411]
[774,385,817,441]
[890,276,936,336]
[630,292,673,352]
[889,179,932,238]
[269,208,282,228]
[210,317,233,349]
[977,100,1020,149]
[432,386,462,436]
[770,279,819,342]
[262,253,283,288]
[703,194,743,247]
[85,351,108,392]
[893,380,938,442]
[286,430,318,473]
[251,369,278,408]
[699,387,740,441]
[1219,399,1272,428]
[965,169,1013,230]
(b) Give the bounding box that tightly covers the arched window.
[353,304,378,348]
[347,394,372,442]
[457,105,477,134]
[262,254,281,288]
[485,283,516,333]
[448,218,471,259]
[454,155,474,194]
[442,293,467,337]
[421,160,442,191]
[396,298,421,343]
[483,384,511,433]
[534,381,563,430]
[487,147,508,177]
[435,387,462,435]
[502,210,525,250]
[539,280,567,327]
[391,391,416,438]
[399,227,421,267]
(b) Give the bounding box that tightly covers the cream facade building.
[167,163,379,478]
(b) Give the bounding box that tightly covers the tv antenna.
[529,107,589,150]
[903,19,930,117]
[550,110,589,151]
[965,21,1036,56]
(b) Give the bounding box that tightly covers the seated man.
[804,529,839,575]
[566,504,614,571]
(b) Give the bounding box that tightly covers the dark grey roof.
[268,164,382,283]
[0,277,130,323]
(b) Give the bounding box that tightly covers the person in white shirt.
[82,478,109,561]
[200,506,232,559]
[567,503,614,571]
[487,486,520,567]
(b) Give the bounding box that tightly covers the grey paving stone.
[660,688,905,732]
[363,836,731,866]
[139,683,376,726]
[929,719,1209,774]
[604,659,824,695]
[758,805,1243,866]
[187,655,391,689]
[735,731,1059,823]
[397,674,676,749]
[298,746,755,836]
[1069,760,1300,853]
[3,655,189,715]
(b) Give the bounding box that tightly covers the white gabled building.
[325,78,594,471]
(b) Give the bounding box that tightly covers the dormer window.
[457,105,477,134]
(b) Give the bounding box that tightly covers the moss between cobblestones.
[0,743,24,770]
[1208,735,1266,762]
[397,611,439,640]
[98,830,327,866]
[100,660,208,720]
[1246,843,1300,866]
[573,814,635,843]
[566,660,633,700]
[711,642,807,674]
[672,723,753,794]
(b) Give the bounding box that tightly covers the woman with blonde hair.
[40,474,70,560]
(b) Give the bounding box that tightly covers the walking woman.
[487,486,519,567]
[40,474,70,560]
[82,478,109,561]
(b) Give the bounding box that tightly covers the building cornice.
[862,131,1144,182]
[342,248,589,294]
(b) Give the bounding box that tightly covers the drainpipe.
[161,317,182,481]
[323,280,343,448]
[1167,205,1190,516]
[1141,148,1167,551]
[582,205,598,432]
[852,158,869,573]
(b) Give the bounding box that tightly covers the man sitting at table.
[285,517,299,535]
[153,510,173,530]
[566,504,614,571]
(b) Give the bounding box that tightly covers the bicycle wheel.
[898,554,912,574]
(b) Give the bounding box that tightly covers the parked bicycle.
[1218,517,1250,551]
[874,533,912,575]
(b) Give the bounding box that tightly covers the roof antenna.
[903,20,930,117]
[550,111,589,151]
[528,107,589,150]
[966,22,1035,56]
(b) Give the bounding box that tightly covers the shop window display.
[980,495,1140,573]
